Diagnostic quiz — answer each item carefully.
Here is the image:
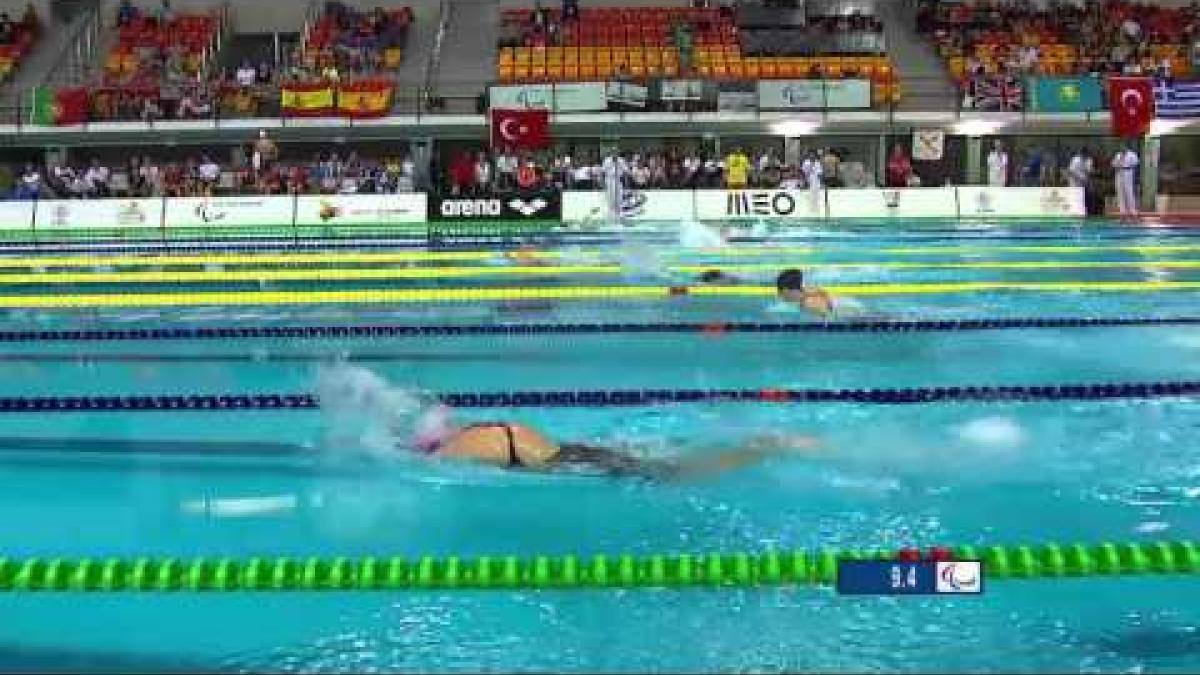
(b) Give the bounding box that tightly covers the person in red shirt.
[288,164,309,194]
[885,144,913,188]
[162,162,184,197]
[449,150,475,195]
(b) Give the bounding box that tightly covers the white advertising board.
[164,196,295,228]
[694,189,827,220]
[489,83,608,112]
[826,188,958,219]
[562,190,694,224]
[0,201,36,231]
[295,194,426,226]
[956,186,1085,218]
[33,198,163,230]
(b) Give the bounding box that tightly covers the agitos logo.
[726,191,797,216]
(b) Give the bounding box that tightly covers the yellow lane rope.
[0,243,1196,270]
[2,281,1199,307]
[3,260,1200,285]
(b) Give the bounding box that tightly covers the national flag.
[31,86,89,125]
[337,79,393,118]
[1029,76,1103,112]
[1154,78,1200,118]
[1109,76,1154,136]
[974,77,1023,111]
[489,108,550,150]
[280,82,335,117]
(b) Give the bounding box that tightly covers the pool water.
[0,221,1199,673]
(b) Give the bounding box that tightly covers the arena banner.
[164,196,295,229]
[561,190,695,224]
[33,198,163,231]
[0,201,36,231]
[956,186,1085,218]
[757,79,872,109]
[488,83,607,112]
[295,194,426,226]
[427,191,561,221]
[826,188,958,219]
[694,189,827,220]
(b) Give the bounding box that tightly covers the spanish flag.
[338,79,393,118]
[281,82,335,117]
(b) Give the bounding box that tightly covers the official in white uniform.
[601,150,630,225]
[1066,150,1093,189]
[800,152,823,214]
[1111,145,1140,217]
[986,141,1009,187]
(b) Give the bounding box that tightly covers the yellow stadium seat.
[565,65,580,80]
[663,63,679,77]
[743,61,759,79]
[514,65,530,81]
[532,65,547,79]
[580,64,596,78]
[499,48,514,65]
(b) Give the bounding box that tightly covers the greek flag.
[1155,79,1200,118]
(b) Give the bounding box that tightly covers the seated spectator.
[257,58,273,85]
[177,86,212,118]
[116,0,137,27]
[15,164,41,200]
[85,159,111,198]
[141,96,163,122]
[321,62,340,83]
[236,60,258,88]
[0,13,14,44]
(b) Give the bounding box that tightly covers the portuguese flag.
[30,86,89,125]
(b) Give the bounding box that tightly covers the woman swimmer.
[409,404,820,481]
[694,267,836,318]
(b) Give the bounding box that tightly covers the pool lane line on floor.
[5,260,1200,285]
[2,380,1199,411]
[3,243,1200,270]
[2,281,1200,307]
[3,316,1197,342]
[0,541,1195,591]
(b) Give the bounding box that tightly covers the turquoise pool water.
[0,222,1198,673]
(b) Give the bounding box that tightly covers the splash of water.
[678,219,727,249]
[314,363,437,456]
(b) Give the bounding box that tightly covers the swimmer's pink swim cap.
[412,404,454,452]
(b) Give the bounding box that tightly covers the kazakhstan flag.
[1029,76,1103,112]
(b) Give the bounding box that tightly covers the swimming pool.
[0,220,1198,673]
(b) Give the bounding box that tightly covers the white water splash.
[956,416,1028,452]
[315,363,436,455]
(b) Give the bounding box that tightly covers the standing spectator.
[820,147,841,188]
[473,152,493,194]
[986,140,1009,186]
[198,155,221,196]
[140,156,162,196]
[1020,148,1044,187]
[0,13,14,45]
[1111,144,1140,217]
[399,154,415,192]
[177,86,212,118]
[236,60,258,88]
[724,147,750,189]
[801,150,824,208]
[885,144,913,187]
[15,164,41,200]
[448,149,475,195]
[84,159,111,198]
[257,58,274,85]
[115,0,137,27]
[1066,148,1093,188]
[141,96,163,123]
[495,149,517,191]
[253,130,278,175]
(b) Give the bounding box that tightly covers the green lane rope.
[0,541,1194,591]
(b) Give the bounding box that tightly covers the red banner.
[1109,77,1153,137]
[490,108,550,150]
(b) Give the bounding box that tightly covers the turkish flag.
[490,108,550,150]
[1109,77,1154,137]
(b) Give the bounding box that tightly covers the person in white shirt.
[986,141,1009,186]
[1112,145,1140,217]
[198,155,221,196]
[474,153,493,194]
[236,61,257,88]
[601,149,630,225]
[1066,150,1093,189]
[84,159,111,198]
[800,151,823,212]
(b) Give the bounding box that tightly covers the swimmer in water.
[409,405,820,481]
[775,267,835,317]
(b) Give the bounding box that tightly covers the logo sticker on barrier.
[428,192,561,221]
[165,197,293,228]
[295,194,426,225]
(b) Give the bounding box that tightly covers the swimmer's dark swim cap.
[699,269,724,283]
[776,268,805,292]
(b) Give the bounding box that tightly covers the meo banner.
[827,188,958,218]
[956,187,1085,218]
[694,189,826,220]
[165,197,294,228]
[295,194,426,226]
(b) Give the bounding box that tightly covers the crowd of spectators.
[0,3,41,82]
[920,0,1198,110]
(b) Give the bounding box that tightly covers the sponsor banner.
[956,186,1085,218]
[606,81,648,107]
[164,196,294,228]
[717,90,757,112]
[488,83,607,112]
[827,188,958,219]
[661,79,704,101]
[912,129,945,161]
[295,194,426,226]
[0,201,35,231]
[695,189,826,220]
[757,79,872,109]
[428,192,561,221]
[562,190,694,224]
[34,198,163,230]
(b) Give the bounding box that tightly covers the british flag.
[973,77,1025,112]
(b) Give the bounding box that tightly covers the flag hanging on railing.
[1109,76,1154,136]
[280,82,335,117]
[30,86,89,125]
[1154,78,1200,118]
[337,79,394,118]
[975,78,1023,111]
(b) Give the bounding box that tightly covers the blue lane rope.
[2,316,1198,343]
[1,381,1198,412]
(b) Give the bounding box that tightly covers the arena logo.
[440,198,504,218]
[507,197,548,217]
[726,191,797,217]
